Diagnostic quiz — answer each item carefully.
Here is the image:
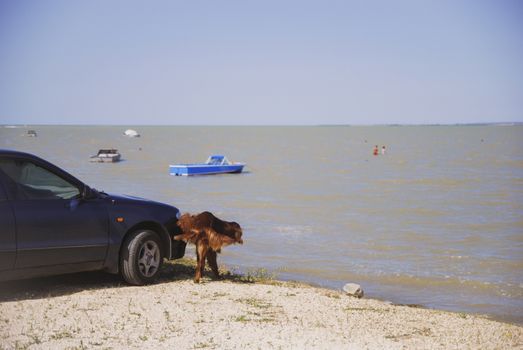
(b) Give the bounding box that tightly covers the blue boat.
[169,155,245,176]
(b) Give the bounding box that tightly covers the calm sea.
[1,125,522,324]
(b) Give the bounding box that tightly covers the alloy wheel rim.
[138,240,160,277]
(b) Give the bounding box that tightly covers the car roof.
[0,149,40,158]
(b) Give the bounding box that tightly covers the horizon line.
[1,122,522,127]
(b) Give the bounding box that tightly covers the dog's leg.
[195,241,208,283]
[195,245,200,266]
[207,250,220,278]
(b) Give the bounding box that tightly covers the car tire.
[120,229,164,285]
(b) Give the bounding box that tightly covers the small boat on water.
[90,149,121,163]
[124,129,140,137]
[26,130,37,137]
[169,155,245,176]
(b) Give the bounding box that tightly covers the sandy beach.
[1,259,521,350]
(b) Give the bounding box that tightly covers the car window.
[0,159,80,200]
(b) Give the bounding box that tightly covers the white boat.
[90,149,121,163]
[124,129,140,137]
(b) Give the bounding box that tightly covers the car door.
[0,157,109,269]
[0,179,16,271]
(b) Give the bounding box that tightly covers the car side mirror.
[82,186,98,200]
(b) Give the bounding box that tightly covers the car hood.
[104,192,175,209]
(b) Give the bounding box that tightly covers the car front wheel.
[120,229,164,285]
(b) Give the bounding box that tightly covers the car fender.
[102,195,180,274]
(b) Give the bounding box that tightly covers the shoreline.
[1,124,521,329]
[1,260,522,349]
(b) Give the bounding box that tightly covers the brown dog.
[174,211,243,283]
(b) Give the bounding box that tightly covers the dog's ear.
[210,215,225,234]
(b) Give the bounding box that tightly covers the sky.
[0,0,522,125]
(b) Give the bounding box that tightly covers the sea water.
[1,124,522,324]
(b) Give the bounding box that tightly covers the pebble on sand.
[343,283,364,298]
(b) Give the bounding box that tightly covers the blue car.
[0,149,186,285]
